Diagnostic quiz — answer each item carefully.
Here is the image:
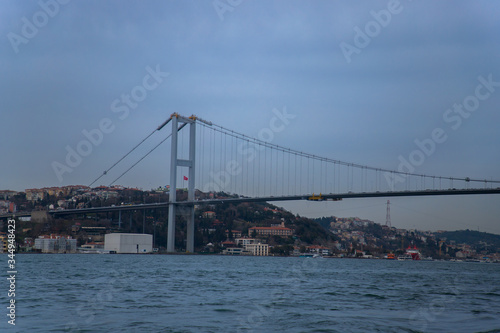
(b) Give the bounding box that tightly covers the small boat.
[386,253,396,260]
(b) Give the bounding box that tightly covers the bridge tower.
[167,114,196,253]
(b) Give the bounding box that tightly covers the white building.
[34,235,77,253]
[245,243,269,256]
[104,233,153,254]
[223,240,269,256]
[222,248,252,255]
[235,238,257,246]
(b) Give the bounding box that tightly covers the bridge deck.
[44,188,500,216]
[2,188,498,218]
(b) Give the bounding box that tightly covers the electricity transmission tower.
[385,200,391,228]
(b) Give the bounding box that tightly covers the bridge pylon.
[167,113,196,253]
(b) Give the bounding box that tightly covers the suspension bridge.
[12,113,500,252]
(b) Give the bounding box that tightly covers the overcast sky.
[1,0,500,233]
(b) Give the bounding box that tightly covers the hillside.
[314,215,500,259]
[7,185,500,259]
[7,189,335,254]
[436,230,500,252]
[195,200,336,251]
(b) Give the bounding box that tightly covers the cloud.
[1,0,499,232]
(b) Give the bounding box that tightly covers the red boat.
[405,245,421,260]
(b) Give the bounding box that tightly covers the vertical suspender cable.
[312,159,315,194]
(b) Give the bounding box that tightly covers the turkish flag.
[183,176,188,181]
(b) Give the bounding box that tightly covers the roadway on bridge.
[38,188,500,216]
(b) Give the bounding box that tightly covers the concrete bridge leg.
[186,121,196,253]
[167,114,196,253]
[167,115,178,253]
[167,204,176,252]
[186,207,194,253]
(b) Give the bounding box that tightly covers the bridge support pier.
[186,208,194,252]
[167,114,196,253]
[167,204,176,252]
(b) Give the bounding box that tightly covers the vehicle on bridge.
[307,194,324,201]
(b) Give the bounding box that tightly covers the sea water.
[4,254,500,332]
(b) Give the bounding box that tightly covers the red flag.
[183,176,188,181]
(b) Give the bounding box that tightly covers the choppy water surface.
[5,254,500,332]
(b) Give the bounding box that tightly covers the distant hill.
[435,230,500,252]
[312,215,500,258]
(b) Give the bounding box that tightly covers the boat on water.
[386,253,396,260]
[405,245,421,260]
[397,254,413,261]
[298,253,323,258]
[397,246,421,261]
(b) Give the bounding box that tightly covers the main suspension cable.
[88,117,171,187]
[108,123,187,186]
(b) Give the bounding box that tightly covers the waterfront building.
[0,233,7,252]
[34,234,77,253]
[104,233,153,253]
[307,245,331,256]
[245,243,269,256]
[235,237,258,246]
[222,247,252,255]
[80,242,104,250]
